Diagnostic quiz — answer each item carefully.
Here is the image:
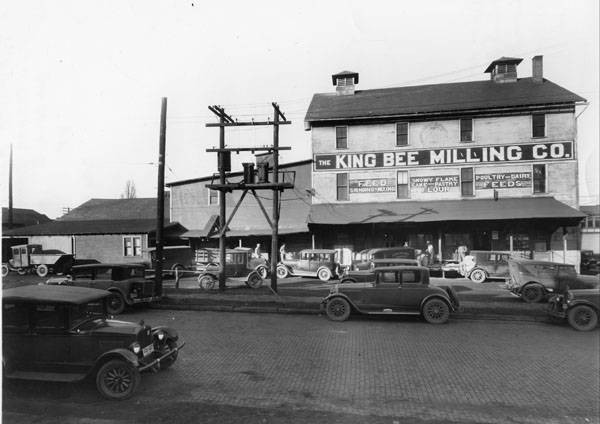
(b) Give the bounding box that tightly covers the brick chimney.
[332,71,359,95]
[532,55,543,83]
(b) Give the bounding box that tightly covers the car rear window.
[3,303,29,329]
[34,304,66,330]
[401,270,420,284]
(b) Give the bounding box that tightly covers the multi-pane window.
[337,77,354,86]
[460,118,473,142]
[396,123,409,146]
[397,171,409,199]
[461,168,474,196]
[123,236,142,257]
[533,164,546,193]
[336,126,347,149]
[496,64,516,73]
[208,189,219,205]
[336,173,349,201]
[532,113,545,138]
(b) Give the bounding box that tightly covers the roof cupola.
[484,57,523,83]
[332,71,359,95]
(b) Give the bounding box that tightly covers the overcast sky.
[1,0,598,219]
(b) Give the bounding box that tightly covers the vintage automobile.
[548,287,600,331]
[146,245,196,277]
[351,247,416,271]
[506,258,598,303]
[196,247,269,279]
[2,285,184,399]
[277,249,341,282]
[197,248,264,290]
[321,266,460,324]
[459,250,512,283]
[46,263,160,315]
[340,258,420,284]
[2,244,74,277]
[580,250,600,275]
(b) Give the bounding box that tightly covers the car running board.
[366,310,420,315]
[4,370,86,382]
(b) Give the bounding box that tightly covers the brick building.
[305,56,587,265]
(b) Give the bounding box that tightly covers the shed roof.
[3,219,182,237]
[3,285,110,304]
[2,207,51,227]
[305,78,585,124]
[484,57,524,73]
[59,195,170,221]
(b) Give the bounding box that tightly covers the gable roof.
[2,207,51,227]
[580,205,600,216]
[305,78,586,124]
[3,219,183,237]
[484,57,523,73]
[59,194,170,221]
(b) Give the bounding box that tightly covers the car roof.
[3,285,111,305]
[72,263,146,270]
[369,247,414,254]
[374,265,427,272]
[300,249,337,254]
[509,258,575,267]
[372,258,418,262]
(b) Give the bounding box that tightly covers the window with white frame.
[396,123,409,146]
[397,171,409,199]
[532,113,545,138]
[208,188,219,205]
[461,168,474,196]
[336,126,348,149]
[336,173,349,201]
[123,236,142,257]
[533,164,546,193]
[460,118,473,142]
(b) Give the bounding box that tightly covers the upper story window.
[208,189,219,205]
[336,173,349,201]
[336,126,348,149]
[461,168,474,196]
[460,119,473,142]
[123,236,142,257]
[397,171,409,199]
[581,215,600,231]
[533,164,546,193]
[532,113,545,138]
[396,123,409,146]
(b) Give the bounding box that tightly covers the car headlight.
[566,292,574,303]
[157,331,165,341]
[131,342,141,354]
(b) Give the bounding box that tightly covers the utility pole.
[155,97,167,297]
[8,143,13,229]
[205,104,293,293]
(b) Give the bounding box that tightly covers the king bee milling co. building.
[304,56,587,265]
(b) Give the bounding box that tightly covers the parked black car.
[2,285,184,399]
[46,263,160,315]
[548,287,600,331]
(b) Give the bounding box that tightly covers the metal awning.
[308,197,586,225]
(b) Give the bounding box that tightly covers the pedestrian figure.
[279,244,287,262]
[457,244,468,262]
[254,243,261,258]
[426,240,435,264]
[403,241,409,247]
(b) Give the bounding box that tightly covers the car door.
[397,269,429,311]
[29,303,71,372]
[360,271,402,311]
[2,302,33,371]
[494,254,510,277]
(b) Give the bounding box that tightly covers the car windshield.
[70,300,106,329]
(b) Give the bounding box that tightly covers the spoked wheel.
[422,298,450,324]
[521,284,545,303]
[256,265,268,279]
[107,292,126,315]
[198,274,216,290]
[16,268,27,276]
[567,305,598,331]
[317,267,332,282]
[325,297,351,321]
[36,264,49,278]
[1,264,8,277]
[469,269,487,283]
[96,359,140,400]
[276,265,289,279]
[246,271,263,289]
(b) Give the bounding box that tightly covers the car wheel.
[107,292,126,315]
[256,265,268,279]
[96,359,140,400]
[1,264,8,277]
[317,267,332,282]
[340,278,355,284]
[36,264,49,278]
[16,268,27,276]
[567,305,598,331]
[422,298,450,324]
[246,271,263,289]
[521,284,545,303]
[326,297,351,321]
[276,265,289,279]
[469,269,486,283]
[198,274,216,290]
[158,339,179,370]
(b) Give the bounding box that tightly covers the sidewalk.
[154,276,549,322]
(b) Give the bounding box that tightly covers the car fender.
[108,287,132,305]
[92,348,139,375]
[322,293,362,313]
[519,281,548,294]
[151,326,179,341]
[420,294,454,312]
[340,278,356,284]
[277,263,293,274]
[567,299,599,312]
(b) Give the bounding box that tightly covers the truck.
[2,244,74,278]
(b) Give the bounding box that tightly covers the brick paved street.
[3,309,599,424]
